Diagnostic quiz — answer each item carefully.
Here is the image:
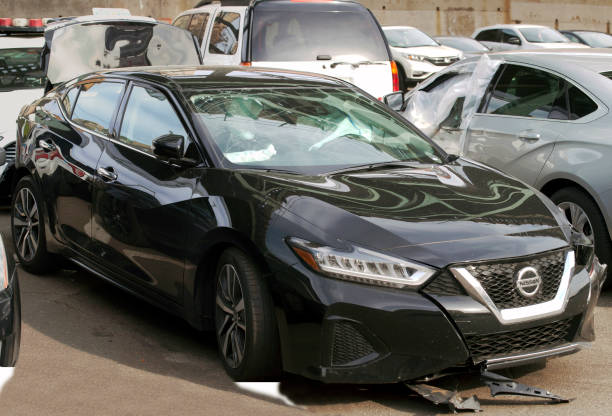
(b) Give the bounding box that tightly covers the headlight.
[287,238,435,288]
[403,54,426,61]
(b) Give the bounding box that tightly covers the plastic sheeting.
[401,54,502,155]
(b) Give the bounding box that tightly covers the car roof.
[0,35,44,48]
[487,48,612,72]
[383,26,418,30]
[475,24,549,31]
[92,66,349,90]
[180,0,362,13]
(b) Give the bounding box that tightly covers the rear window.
[251,10,388,62]
[0,47,45,91]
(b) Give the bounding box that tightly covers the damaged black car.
[13,66,606,383]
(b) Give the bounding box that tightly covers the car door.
[203,8,243,65]
[465,63,567,185]
[91,82,199,303]
[40,79,124,253]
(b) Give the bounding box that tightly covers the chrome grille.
[4,142,16,164]
[469,250,566,309]
[425,56,460,66]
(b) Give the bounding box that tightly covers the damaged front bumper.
[273,250,606,384]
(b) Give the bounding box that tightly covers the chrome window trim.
[451,250,575,325]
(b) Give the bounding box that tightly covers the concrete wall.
[360,0,612,36]
[4,0,612,36]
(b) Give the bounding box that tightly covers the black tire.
[11,176,57,274]
[213,248,281,381]
[0,274,21,367]
[550,187,612,282]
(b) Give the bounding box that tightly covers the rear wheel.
[214,248,281,381]
[550,187,612,282]
[11,176,56,274]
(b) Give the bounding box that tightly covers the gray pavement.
[0,206,611,415]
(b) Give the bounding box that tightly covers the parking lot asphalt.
[0,206,611,416]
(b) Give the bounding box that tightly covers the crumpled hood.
[0,89,44,146]
[255,159,569,267]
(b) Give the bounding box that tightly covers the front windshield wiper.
[330,61,386,69]
[324,161,423,175]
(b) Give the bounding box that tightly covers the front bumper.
[271,254,606,384]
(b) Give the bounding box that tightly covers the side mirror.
[383,92,406,112]
[153,133,184,160]
[507,37,521,45]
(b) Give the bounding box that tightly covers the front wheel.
[550,187,612,281]
[214,248,281,381]
[11,176,56,274]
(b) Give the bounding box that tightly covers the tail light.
[391,61,400,92]
[240,61,252,67]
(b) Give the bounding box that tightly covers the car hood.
[255,159,569,267]
[391,45,462,57]
[43,21,201,85]
[0,88,44,145]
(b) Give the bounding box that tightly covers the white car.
[173,0,400,98]
[382,26,462,86]
[473,24,590,51]
[0,33,45,194]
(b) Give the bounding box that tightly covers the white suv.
[173,0,399,98]
[473,24,589,51]
[383,26,462,85]
[0,29,45,195]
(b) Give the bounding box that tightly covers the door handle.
[518,131,541,142]
[97,166,117,182]
[39,139,56,151]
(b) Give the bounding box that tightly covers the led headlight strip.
[288,238,435,288]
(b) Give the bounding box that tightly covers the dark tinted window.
[562,31,582,43]
[173,15,191,30]
[501,29,520,44]
[485,65,567,119]
[62,86,79,117]
[119,86,188,155]
[251,10,389,61]
[475,29,499,42]
[72,82,123,135]
[188,13,210,43]
[209,12,241,55]
[568,84,598,119]
[0,47,45,91]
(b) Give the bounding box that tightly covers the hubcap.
[215,264,246,369]
[13,187,39,262]
[558,201,594,244]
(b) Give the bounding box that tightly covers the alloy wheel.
[558,201,594,244]
[13,187,39,262]
[215,264,246,369]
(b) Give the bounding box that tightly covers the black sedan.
[13,66,606,382]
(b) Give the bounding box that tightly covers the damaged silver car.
[390,49,612,282]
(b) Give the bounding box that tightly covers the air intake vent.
[4,142,16,164]
[422,270,467,296]
[331,320,375,366]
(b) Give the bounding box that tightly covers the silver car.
[395,49,612,278]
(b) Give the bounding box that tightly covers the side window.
[119,86,189,155]
[484,65,567,119]
[62,86,79,117]
[173,15,192,30]
[501,29,520,44]
[209,12,241,55]
[563,32,580,43]
[188,13,210,43]
[71,82,123,135]
[568,84,598,120]
[475,29,499,42]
